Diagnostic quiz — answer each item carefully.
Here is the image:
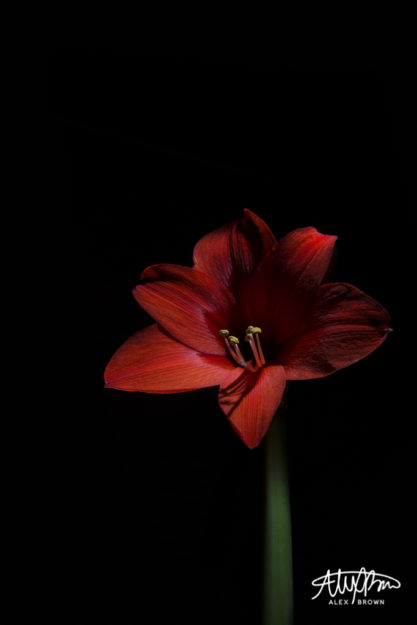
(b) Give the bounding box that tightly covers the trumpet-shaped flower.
[105,210,390,448]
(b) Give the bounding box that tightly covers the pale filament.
[246,333,263,368]
[219,330,247,367]
[225,337,247,367]
[254,333,266,366]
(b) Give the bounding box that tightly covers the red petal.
[242,227,338,343]
[193,208,277,293]
[133,264,237,356]
[105,324,236,392]
[218,365,286,448]
[268,226,338,291]
[280,282,391,379]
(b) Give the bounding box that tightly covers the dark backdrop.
[49,50,413,624]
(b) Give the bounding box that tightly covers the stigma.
[219,326,266,371]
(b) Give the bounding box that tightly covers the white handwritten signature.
[311,568,401,604]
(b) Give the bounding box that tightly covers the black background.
[49,49,414,623]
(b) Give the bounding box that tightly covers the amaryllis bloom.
[105,209,390,448]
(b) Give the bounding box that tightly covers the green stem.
[263,408,293,625]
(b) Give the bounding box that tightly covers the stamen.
[228,336,247,367]
[220,330,246,367]
[245,325,266,367]
[219,327,266,370]
[245,331,263,369]
[224,340,241,365]
[254,333,266,365]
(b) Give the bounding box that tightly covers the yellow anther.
[219,329,230,337]
[246,325,262,335]
[228,335,240,344]
[245,333,253,342]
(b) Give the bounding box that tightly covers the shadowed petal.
[105,324,236,392]
[267,226,338,291]
[193,208,277,293]
[134,264,237,356]
[218,365,286,448]
[280,282,391,379]
[242,227,338,343]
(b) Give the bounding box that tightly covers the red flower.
[105,209,390,448]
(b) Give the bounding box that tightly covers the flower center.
[219,326,266,371]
